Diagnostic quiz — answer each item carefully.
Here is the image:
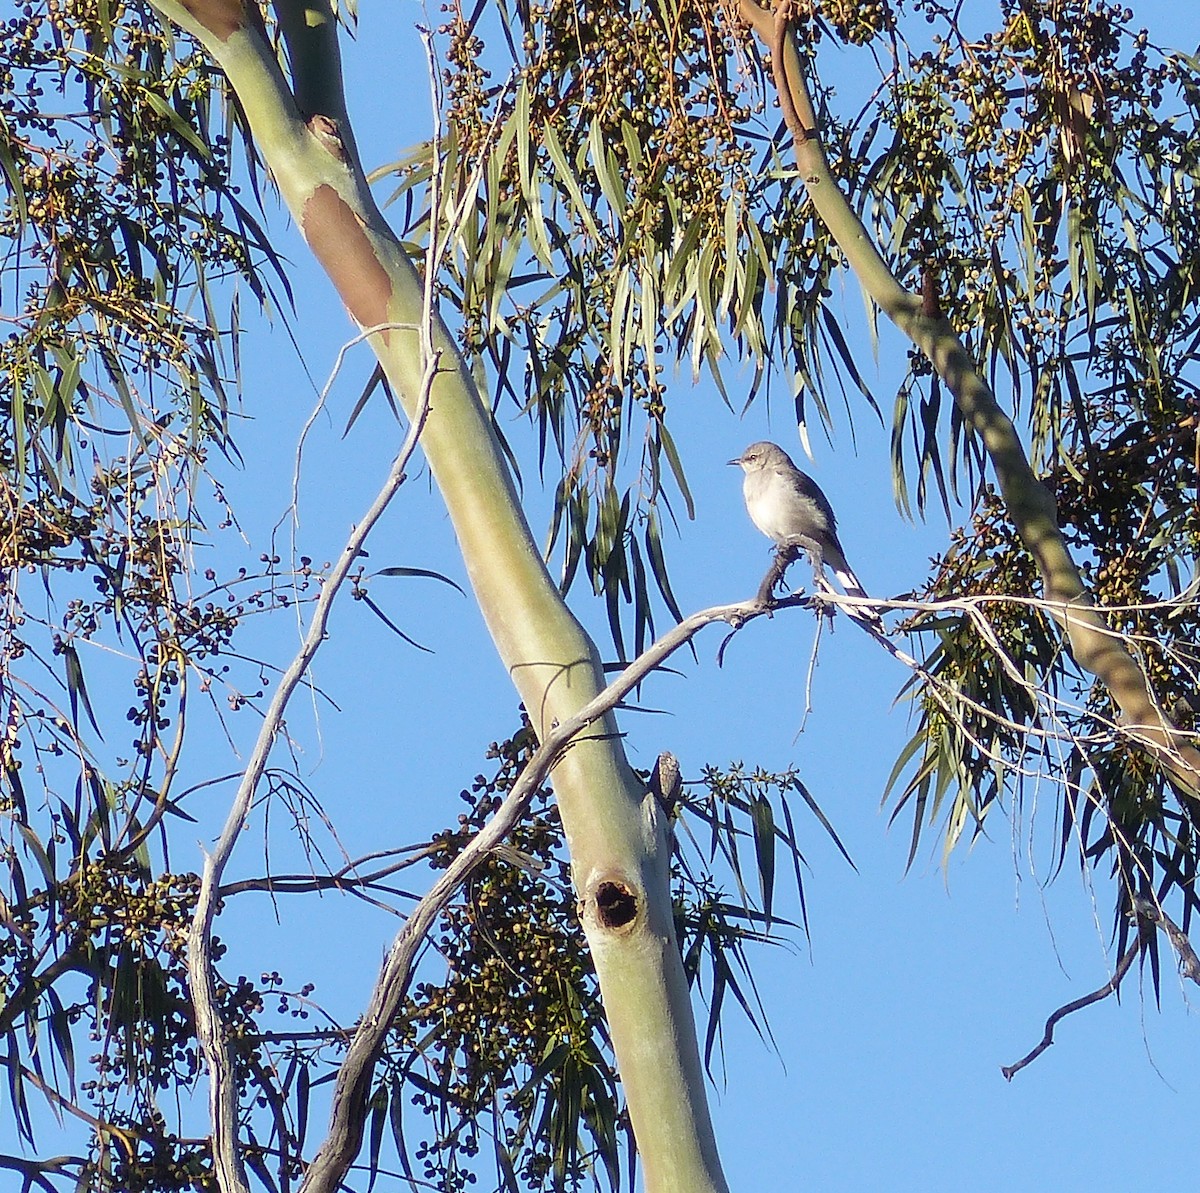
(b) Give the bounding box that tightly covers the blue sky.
[9,2,1200,1189]
[209,3,1200,1189]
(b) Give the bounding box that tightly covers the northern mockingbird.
[729,440,871,605]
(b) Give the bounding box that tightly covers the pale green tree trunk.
[146,2,730,1191]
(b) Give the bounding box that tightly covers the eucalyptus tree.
[2,1,1200,1191]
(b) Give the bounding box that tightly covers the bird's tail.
[823,541,869,601]
[823,542,882,628]
[831,566,869,601]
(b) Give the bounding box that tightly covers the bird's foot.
[755,545,798,611]
[755,573,781,610]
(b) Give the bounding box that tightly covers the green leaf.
[818,304,879,416]
[644,510,684,623]
[358,595,433,653]
[589,115,627,220]
[4,1046,34,1146]
[342,363,399,436]
[373,566,467,597]
[656,422,695,520]
[0,115,29,226]
[543,123,601,240]
[787,776,855,870]
[366,1083,388,1191]
[750,794,775,926]
[61,644,102,738]
[17,822,56,888]
[44,987,76,1101]
[664,211,705,304]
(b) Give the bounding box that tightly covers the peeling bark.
[179,0,253,41]
[301,185,393,330]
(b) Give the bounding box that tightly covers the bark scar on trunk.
[179,0,252,42]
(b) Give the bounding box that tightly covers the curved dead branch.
[1000,934,1141,1080]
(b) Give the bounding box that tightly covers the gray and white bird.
[728,440,870,602]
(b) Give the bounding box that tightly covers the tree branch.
[300,587,799,1192]
[1001,932,1141,1080]
[218,842,441,899]
[186,340,437,1193]
[739,0,1200,793]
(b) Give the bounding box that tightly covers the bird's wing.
[785,468,838,530]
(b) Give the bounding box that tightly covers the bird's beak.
[726,457,743,467]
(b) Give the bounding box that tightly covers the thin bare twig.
[1001,931,1142,1080]
[218,841,443,898]
[187,346,438,1193]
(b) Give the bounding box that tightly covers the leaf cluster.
[0,6,345,1185]
[378,0,879,653]
[872,4,1200,948]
